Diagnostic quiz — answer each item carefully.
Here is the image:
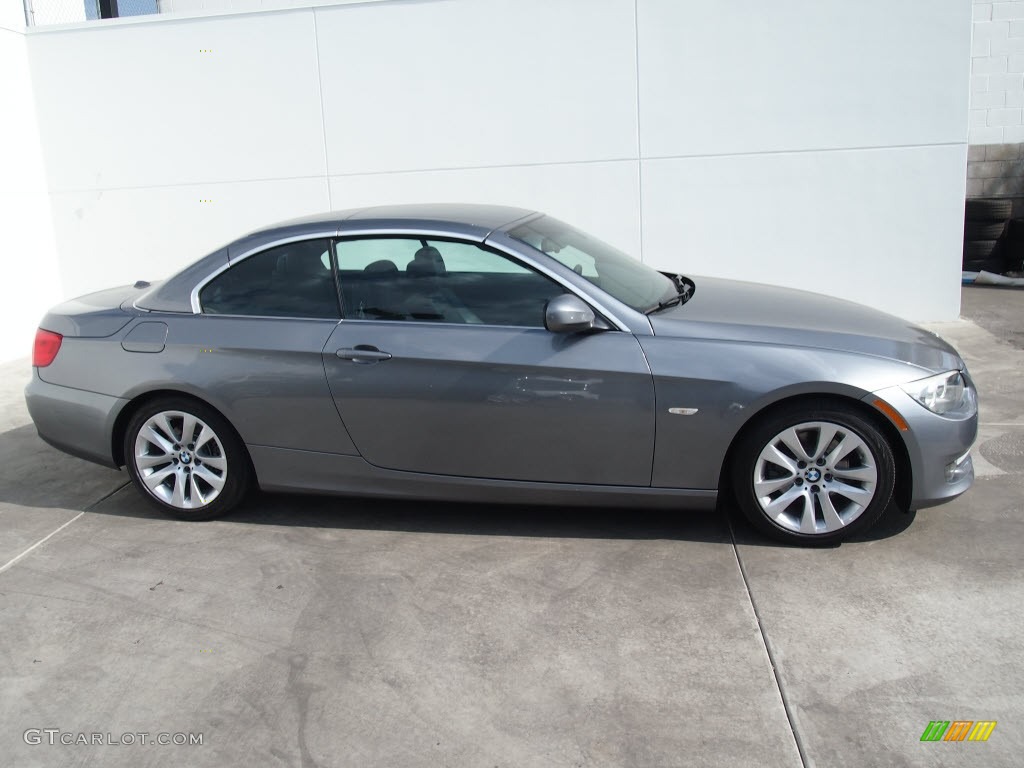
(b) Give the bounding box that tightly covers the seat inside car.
[272,243,337,316]
[406,243,446,276]
[352,259,402,320]
[403,244,448,320]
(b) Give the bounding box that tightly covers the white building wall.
[21,0,971,335]
[0,1,63,362]
[157,0,363,15]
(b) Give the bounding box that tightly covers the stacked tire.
[963,199,1011,273]
[1001,217,1024,274]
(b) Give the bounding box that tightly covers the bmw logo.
[805,468,821,483]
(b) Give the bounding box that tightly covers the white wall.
[0,2,63,362]
[21,0,971,332]
[970,0,1024,143]
[157,0,365,16]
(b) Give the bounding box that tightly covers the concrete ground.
[1,285,1022,767]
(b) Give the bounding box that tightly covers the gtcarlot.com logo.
[24,729,203,746]
[920,720,997,742]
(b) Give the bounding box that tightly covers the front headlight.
[900,371,973,415]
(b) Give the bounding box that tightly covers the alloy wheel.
[133,410,228,509]
[752,420,878,535]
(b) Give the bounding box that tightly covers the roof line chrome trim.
[188,225,631,332]
[190,229,340,314]
[334,226,487,241]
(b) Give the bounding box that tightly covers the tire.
[124,397,251,520]
[1004,217,1024,243]
[731,402,895,545]
[965,198,1013,221]
[1002,239,1024,272]
[963,239,999,261]
[964,220,1006,240]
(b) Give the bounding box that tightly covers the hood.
[648,277,963,373]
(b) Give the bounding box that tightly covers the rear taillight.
[33,329,63,367]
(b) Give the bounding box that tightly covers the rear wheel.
[732,403,895,545]
[124,397,250,520]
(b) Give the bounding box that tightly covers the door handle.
[336,346,393,363]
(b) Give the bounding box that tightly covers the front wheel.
[124,398,251,520]
[732,403,896,545]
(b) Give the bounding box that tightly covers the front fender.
[639,337,929,489]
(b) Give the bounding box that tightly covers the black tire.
[964,220,1006,240]
[964,240,1006,273]
[1002,239,1024,272]
[124,396,251,521]
[965,198,1013,221]
[1003,217,1024,242]
[963,239,999,260]
[731,402,896,546]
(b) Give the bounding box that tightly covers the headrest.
[407,245,446,276]
[364,259,398,273]
[281,249,327,276]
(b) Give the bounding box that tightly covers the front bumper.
[866,385,978,510]
[25,371,128,468]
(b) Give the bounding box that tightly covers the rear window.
[200,239,339,319]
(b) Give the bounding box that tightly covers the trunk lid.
[39,284,149,338]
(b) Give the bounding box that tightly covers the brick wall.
[969,2,1024,196]
[967,143,1024,195]
[971,1,1024,143]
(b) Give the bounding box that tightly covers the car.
[25,204,978,545]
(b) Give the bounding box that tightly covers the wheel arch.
[112,389,252,475]
[717,392,913,512]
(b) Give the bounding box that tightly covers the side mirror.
[545,294,599,333]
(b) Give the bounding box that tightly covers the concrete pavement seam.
[0,481,130,576]
[727,517,810,768]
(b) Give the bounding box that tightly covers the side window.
[200,239,339,319]
[336,238,565,326]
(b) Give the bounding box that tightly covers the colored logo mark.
[920,720,997,742]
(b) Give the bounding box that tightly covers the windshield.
[506,216,678,313]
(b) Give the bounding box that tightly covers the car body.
[26,204,977,544]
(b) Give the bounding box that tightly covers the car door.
[321,236,656,486]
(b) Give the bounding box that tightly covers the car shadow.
[97,487,734,544]
[91,486,916,548]
[1,422,916,547]
[0,424,127,511]
[724,499,917,548]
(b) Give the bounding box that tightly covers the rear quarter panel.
[39,314,357,456]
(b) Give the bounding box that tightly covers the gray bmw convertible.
[26,204,977,545]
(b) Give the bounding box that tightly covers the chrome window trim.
[182,314,343,324]
[188,226,636,332]
[336,318,602,332]
[188,316,616,333]
[333,231,632,333]
[190,230,340,314]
